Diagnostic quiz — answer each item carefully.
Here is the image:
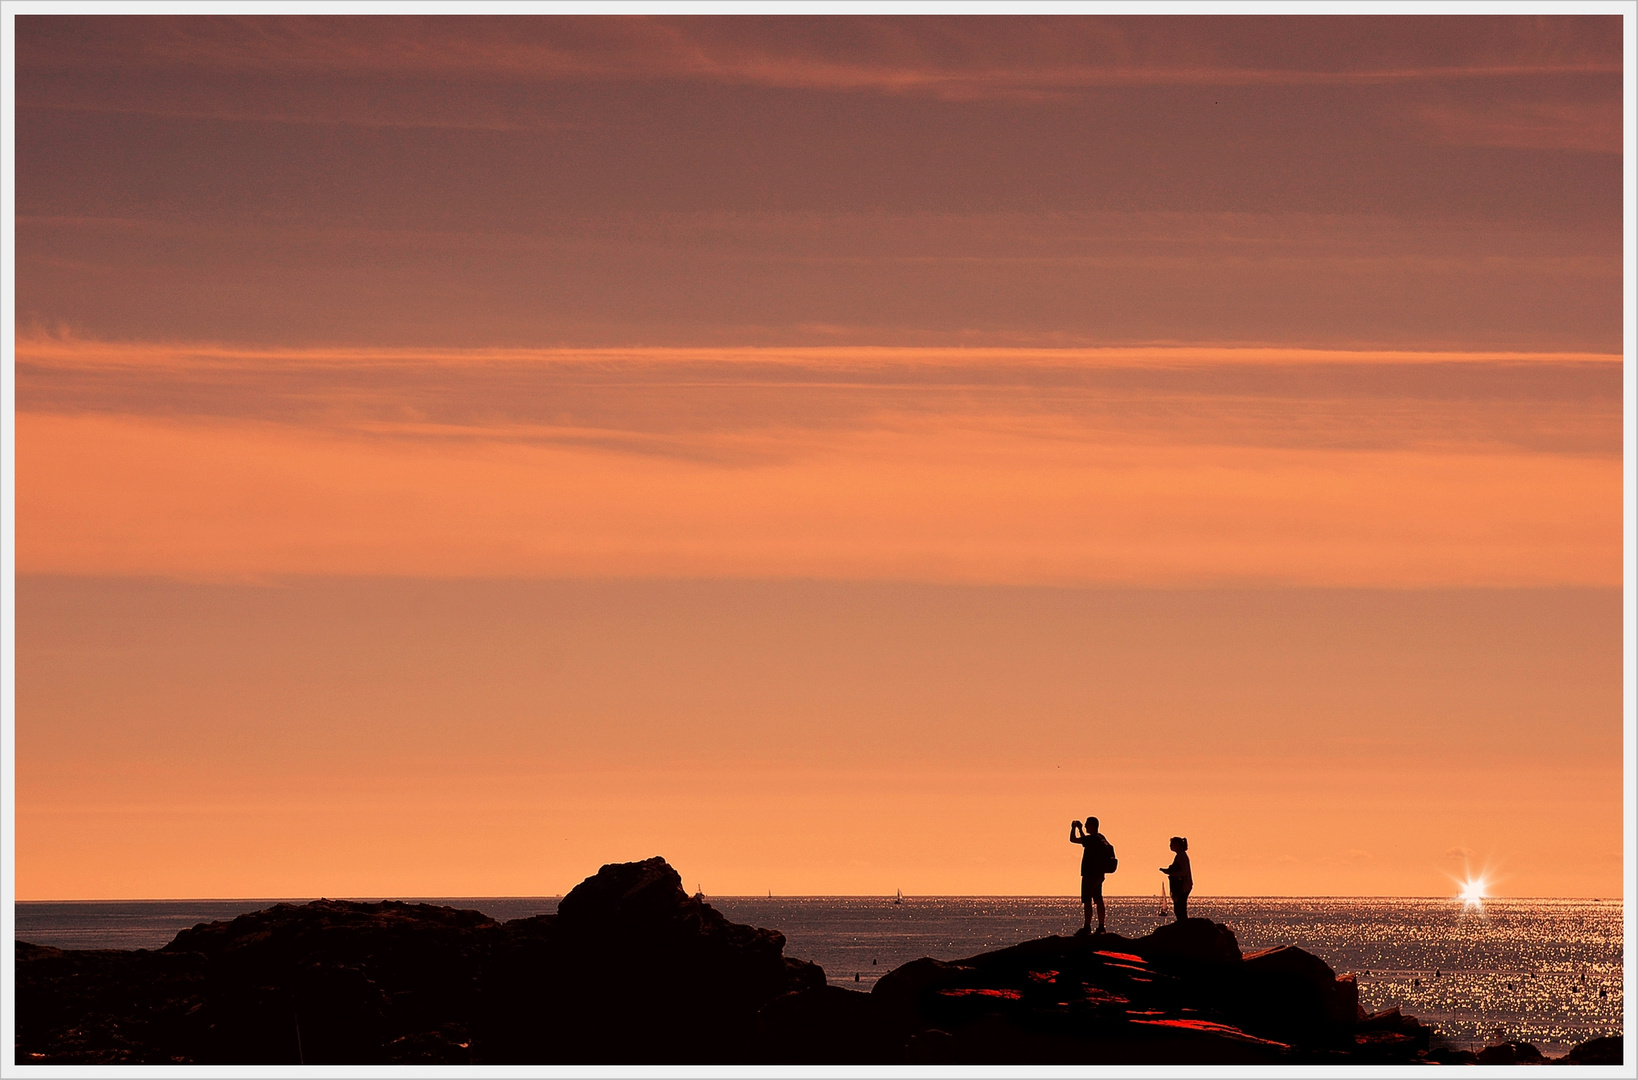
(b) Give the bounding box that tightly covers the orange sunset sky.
[9,15,1629,900]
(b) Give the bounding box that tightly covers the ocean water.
[15,895,1623,1055]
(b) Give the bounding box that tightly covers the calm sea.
[15,895,1623,1055]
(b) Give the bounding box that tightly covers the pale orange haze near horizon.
[13,15,1625,901]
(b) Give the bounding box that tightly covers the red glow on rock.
[1092,951,1147,965]
[938,987,1023,1000]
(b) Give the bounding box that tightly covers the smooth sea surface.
[16,895,1623,1055]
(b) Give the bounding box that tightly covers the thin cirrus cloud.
[20,15,1620,85]
[16,15,1620,157]
[17,338,1622,455]
[1412,98,1622,153]
[15,211,1622,351]
[17,339,1621,588]
[17,16,1620,363]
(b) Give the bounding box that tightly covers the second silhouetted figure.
[1161,836,1192,921]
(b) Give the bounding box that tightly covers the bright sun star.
[1457,876,1488,911]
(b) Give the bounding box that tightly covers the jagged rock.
[1348,1006,1431,1060]
[1243,947,1358,1024]
[1476,1039,1544,1064]
[553,856,702,931]
[1133,919,1243,965]
[1557,1034,1623,1065]
[871,957,975,1022]
[1355,1005,1412,1030]
[1231,945,1361,1044]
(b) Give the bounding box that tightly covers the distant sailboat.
[894,889,904,905]
[694,884,704,901]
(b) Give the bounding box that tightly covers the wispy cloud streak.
[22,15,1621,90]
[17,340,1621,457]
[15,341,1621,586]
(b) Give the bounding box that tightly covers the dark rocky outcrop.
[16,858,816,1065]
[1556,1035,1623,1065]
[13,861,1624,1065]
[1428,1036,1624,1067]
[14,942,208,1065]
[1240,944,1360,1034]
[166,898,499,1063]
[1476,1039,1546,1065]
[478,856,823,1062]
[851,922,1364,1064]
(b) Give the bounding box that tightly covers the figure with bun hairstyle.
[1161,837,1192,921]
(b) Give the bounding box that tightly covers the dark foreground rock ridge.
[14,857,1625,1065]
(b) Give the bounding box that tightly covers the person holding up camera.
[1069,816,1117,935]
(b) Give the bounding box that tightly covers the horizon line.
[16,894,1618,904]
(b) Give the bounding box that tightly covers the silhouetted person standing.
[1161,836,1192,921]
[1070,817,1116,934]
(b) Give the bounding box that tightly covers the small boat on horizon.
[894,889,904,905]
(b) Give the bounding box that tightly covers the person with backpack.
[1069,816,1117,934]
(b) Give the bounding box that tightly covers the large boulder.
[1242,946,1356,1016]
[477,856,822,1062]
[872,956,976,1024]
[1232,945,1360,1042]
[1132,919,1243,965]
[554,856,700,932]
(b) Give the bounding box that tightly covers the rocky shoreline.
[15,857,1624,1065]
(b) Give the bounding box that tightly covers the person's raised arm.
[1069,820,1084,843]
